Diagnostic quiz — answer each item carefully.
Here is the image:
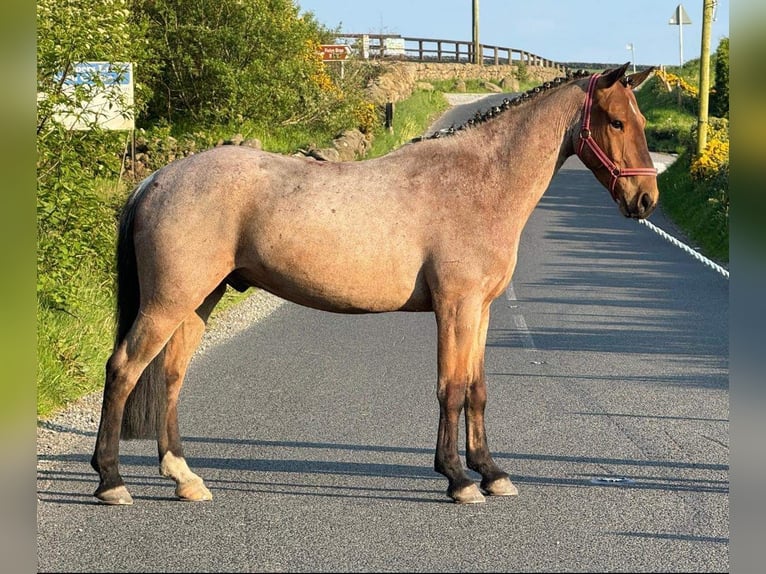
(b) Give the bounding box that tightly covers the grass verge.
[37,265,114,417]
[367,89,450,158]
[657,151,729,264]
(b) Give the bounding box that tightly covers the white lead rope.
[637,218,729,279]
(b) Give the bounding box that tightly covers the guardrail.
[334,34,562,69]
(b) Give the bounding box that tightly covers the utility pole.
[472,0,481,65]
[697,0,715,155]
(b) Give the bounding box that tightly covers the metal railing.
[334,34,562,69]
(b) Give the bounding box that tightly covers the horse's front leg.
[433,296,491,504]
[464,304,518,497]
[158,286,225,501]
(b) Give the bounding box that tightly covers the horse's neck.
[469,84,583,213]
[493,85,581,177]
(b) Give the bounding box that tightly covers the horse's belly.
[237,250,431,314]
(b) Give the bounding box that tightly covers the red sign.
[319,44,351,61]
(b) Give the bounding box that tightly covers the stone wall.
[364,61,565,105]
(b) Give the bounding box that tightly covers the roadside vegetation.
[36,1,728,418]
[635,37,729,264]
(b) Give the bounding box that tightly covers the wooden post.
[472,0,481,65]
[696,0,714,155]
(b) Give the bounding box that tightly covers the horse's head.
[575,63,659,219]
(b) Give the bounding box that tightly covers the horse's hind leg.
[92,312,182,505]
[464,304,518,497]
[158,284,226,501]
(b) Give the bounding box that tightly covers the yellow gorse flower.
[655,69,699,98]
[303,39,343,98]
[691,138,729,180]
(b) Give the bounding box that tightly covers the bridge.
[333,34,563,70]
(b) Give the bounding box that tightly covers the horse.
[91,63,658,505]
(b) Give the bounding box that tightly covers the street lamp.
[625,43,636,73]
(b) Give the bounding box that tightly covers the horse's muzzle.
[622,191,658,219]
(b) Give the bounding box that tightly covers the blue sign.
[55,62,132,86]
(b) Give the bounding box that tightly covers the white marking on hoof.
[176,479,213,502]
[161,452,212,501]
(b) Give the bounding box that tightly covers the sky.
[295,0,730,67]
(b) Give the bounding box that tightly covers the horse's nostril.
[639,192,654,214]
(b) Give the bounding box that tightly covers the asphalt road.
[37,96,729,572]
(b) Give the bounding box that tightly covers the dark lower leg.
[91,348,139,503]
[434,379,484,503]
[465,378,517,496]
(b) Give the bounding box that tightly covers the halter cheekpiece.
[576,73,657,200]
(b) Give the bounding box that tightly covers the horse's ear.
[624,67,656,89]
[597,63,631,89]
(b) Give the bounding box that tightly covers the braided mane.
[412,69,592,143]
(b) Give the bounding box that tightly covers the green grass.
[428,78,498,93]
[37,265,115,417]
[367,89,451,158]
[635,61,705,153]
[656,152,729,264]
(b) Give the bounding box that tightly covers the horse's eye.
[610,120,624,130]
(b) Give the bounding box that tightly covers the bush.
[134,0,365,134]
[710,37,729,118]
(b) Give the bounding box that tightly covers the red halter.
[577,73,657,200]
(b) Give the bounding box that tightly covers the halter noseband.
[577,73,657,200]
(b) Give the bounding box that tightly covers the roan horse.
[92,63,658,505]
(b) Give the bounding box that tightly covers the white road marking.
[505,282,536,350]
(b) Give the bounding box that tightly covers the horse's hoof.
[449,483,486,504]
[94,485,133,505]
[176,479,213,502]
[482,476,519,497]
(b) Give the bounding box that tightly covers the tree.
[710,37,729,118]
[134,0,345,128]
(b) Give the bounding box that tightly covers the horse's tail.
[115,175,167,440]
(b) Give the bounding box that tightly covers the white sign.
[668,4,692,25]
[54,62,135,130]
[383,37,406,56]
